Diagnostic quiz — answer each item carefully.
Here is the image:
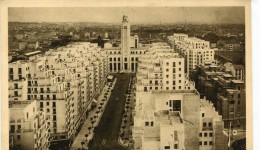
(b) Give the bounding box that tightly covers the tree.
[81,141,85,150]
[88,127,92,134]
[91,121,95,128]
[85,134,88,141]
[95,111,100,117]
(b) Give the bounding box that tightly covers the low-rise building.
[132,90,227,150]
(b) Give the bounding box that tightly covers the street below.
[88,73,132,150]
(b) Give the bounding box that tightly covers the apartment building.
[168,33,216,75]
[9,42,108,148]
[136,42,195,92]
[132,90,227,150]
[195,65,246,129]
[9,100,50,150]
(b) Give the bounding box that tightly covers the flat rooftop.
[10,101,34,109]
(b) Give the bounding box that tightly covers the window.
[179,74,181,77]
[202,113,205,117]
[199,133,202,137]
[173,69,176,73]
[53,102,56,107]
[204,141,207,145]
[208,122,212,127]
[14,83,18,89]
[14,91,18,96]
[166,62,169,66]
[166,75,169,78]
[179,68,181,71]
[204,133,207,137]
[166,69,169,72]
[114,58,116,61]
[164,146,170,149]
[203,122,207,127]
[199,141,202,145]
[110,58,112,61]
[174,144,178,149]
[17,135,21,140]
[166,81,169,84]
[179,62,181,65]
[151,121,154,126]
[9,68,13,74]
[10,125,15,133]
[144,87,147,92]
[209,132,213,137]
[209,141,213,145]
[40,102,43,108]
[173,81,176,85]
[47,102,49,106]
[179,86,181,89]
[179,80,181,83]
[18,68,22,74]
[145,122,149,126]
[173,62,176,67]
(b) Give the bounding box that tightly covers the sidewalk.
[70,79,117,150]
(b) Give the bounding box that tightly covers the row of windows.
[203,122,212,127]
[109,57,138,62]
[144,86,184,91]
[166,62,182,66]
[164,144,179,149]
[165,68,182,72]
[28,95,57,100]
[199,141,213,146]
[199,132,213,137]
[9,68,22,74]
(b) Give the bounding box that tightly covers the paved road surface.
[88,73,132,150]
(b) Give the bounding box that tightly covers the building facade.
[9,42,109,149]
[136,42,195,92]
[132,43,227,150]
[168,34,217,76]
[105,15,149,73]
[9,100,50,150]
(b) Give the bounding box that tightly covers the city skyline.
[9,7,245,24]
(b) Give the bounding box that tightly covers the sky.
[9,7,245,24]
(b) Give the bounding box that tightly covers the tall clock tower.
[121,15,131,72]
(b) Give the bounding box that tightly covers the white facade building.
[168,34,217,75]
[9,100,50,150]
[136,42,195,92]
[104,15,149,73]
[9,42,108,147]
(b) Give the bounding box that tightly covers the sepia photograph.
[1,2,253,150]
